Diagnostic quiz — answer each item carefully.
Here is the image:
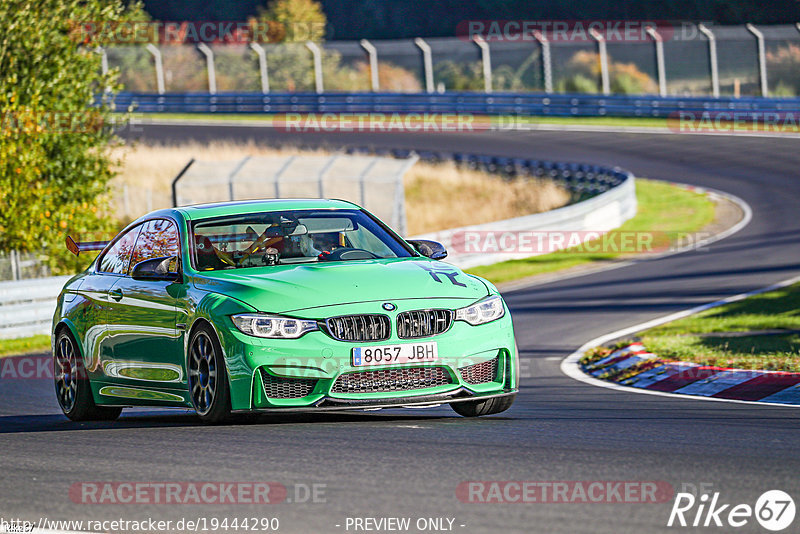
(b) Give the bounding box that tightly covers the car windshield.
[192,209,413,271]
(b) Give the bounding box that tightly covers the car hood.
[191,258,489,314]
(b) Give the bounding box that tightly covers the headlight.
[231,313,318,339]
[455,295,505,326]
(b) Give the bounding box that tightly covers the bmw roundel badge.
[382,302,396,311]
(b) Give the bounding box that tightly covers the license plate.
[352,342,438,367]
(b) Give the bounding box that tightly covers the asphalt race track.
[3,125,800,533]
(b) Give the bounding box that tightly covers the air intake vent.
[331,367,452,394]
[260,369,317,399]
[458,357,499,385]
[397,309,452,339]
[325,314,390,342]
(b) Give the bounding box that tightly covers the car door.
[89,223,144,380]
[105,219,184,389]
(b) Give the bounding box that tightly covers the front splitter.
[233,388,516,413]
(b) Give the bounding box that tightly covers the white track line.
[515,123,800,139]
[556,183,800,409]
[560,274,800,409]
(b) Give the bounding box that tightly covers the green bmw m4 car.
[52,199,518,423]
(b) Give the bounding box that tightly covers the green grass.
[131,112,670,130]
[468,179,716,284]
[129,112,800,133]
[0,335,50,357]
[639,283,800,372]
[528,116,668,128]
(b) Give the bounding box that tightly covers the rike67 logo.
[668,489,795,531]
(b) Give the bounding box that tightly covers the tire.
[54,329,122,422]
[187,324,231,424]
[450,394,516,417]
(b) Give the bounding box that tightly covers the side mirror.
[131,256,180,282]
[408,239,448,260]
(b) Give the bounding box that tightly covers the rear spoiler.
[66,235,109,256]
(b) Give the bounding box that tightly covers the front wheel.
[54,330,122,422]
[450,394,516,417]
[187,325,231,424]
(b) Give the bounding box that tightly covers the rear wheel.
[54,330,122,421]
[187,325,231,424]
[450,394,516,417]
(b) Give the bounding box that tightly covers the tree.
[255,0,329,92]
[257,0,327,43]
[0,0,142,272]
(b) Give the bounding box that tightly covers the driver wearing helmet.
[311,232,344,255]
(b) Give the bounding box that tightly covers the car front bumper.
[214,300,518,411]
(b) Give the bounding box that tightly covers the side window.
[130,219,180,274]
[98,225,142,274]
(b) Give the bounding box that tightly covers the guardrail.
[0,149,635,339]
[0,276,71,340]
[343,147,637,269]
[115,91,800,118]
[414,174,636,269]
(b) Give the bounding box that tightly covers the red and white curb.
[561,274,800,409]
[584,342,800,405]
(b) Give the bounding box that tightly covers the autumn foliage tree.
[257,0,327,43]
[0,0,142,272]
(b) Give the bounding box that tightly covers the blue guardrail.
[114,91,800,118]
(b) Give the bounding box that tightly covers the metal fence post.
[249,42,270,94]
[306,41,324,93]
[145,44,165,94]
[472,35,492,93]
[697,24,720,98]
[360,39,379,92]
[197,43,217,94]
[394,154,419,236]
[531,30,552,94]
[9,250,19,281]
[645,27,667,97]
[316,154,339,197]
[273,156,297,198]
[589,28,610,95]
[227,156,251,201]
[171,158,195,207]
[96,46,108,75]
[359,158,380,206]
[414,37,434,93]
[96,46,111,95]
[746,24,769,97]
